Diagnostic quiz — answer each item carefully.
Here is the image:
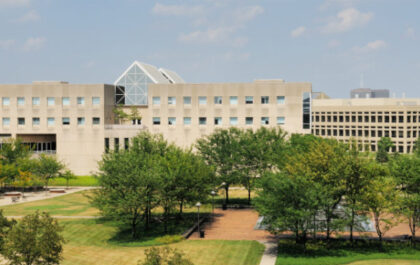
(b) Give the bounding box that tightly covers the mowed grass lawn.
[49,175,99,186]
[349,260,420,265]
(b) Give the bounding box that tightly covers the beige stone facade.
[312,98,420,153]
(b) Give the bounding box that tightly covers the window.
[92,97,100,105]
[132,119,141,125]
[62,117,70,125]
[277,96,285,104]
[245,117,253,125]
[17,97,25,106]
[32,117,40,125]
[77,117,85,125]
[18,117,25,125]
[93,117,100,125]
[261,96,269,104]
[32,97,40,106]
[245,96,253,104]
[153,117,161,125]
[2,117,10,126]
[47,117,55,126]
[230,96,238,105]
[2,97,10,106]
[77,97,85,105]
[62,97,70,106]
[168,117,176,125]
[261,117,269,125]
[198,96,207,105]
[114,138,119,152]
[168,97,176,105]
[302,92,311,129]
[199,117,207,125]
[124,138,129,150]
[183,96,191,105]
[230,117,238,125]
[277,117,285,125]
[105,138,110,153]
[214,96,222,104]
[214,117,222,125]
[152,97,160,105]
[184,117,191,125]
[47,97,55,106]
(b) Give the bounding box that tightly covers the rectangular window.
[62,117,70,125]
[124,138,129,150]
[198,96,207,105]
[62,97,70,106]
[2,97,10,106]
[47,97,55,106]
[230,117,238,125]
[18,117,25,125]
[32,97,40,106]
[114,138,119,152]
[214,117,222,125]
[261,117,269,125]
[77,117,85,125]
[32,117,40,125]
[245,117,253,125]
[245,96,253,104]
[199,117,207,125]
[152,97,160,105]
[214,96,222,104]
[3,117,10,126]
[183,96,191,105]
[47,117,55,126]
[77,97,85,105]
[168,117,176,125]
[261,96,269,104]
[183,117,191,125]
[230,96,238,105]
[277,96,285,104]
[168,97,176,105]
[277,117,285,125]
[17,97,25,106]
[105,138,110,153]
[302,92,311,129]
[93,117,100,125]
[92,97,100,105]
[153,117,161,125]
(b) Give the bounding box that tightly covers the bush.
[155,235,184,245]
[138,247,193,265]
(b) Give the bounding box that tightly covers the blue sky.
[0,0,419,98]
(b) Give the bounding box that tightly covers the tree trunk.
[164,207,168,234]
[144,206,149,231]
[326,214,331,240]
[350,208,355,244]
[374,213,382,242]
[248,188,251,205]
[132,214,138,238]
[225,185,229,205]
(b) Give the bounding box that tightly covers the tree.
[196,128,243,205]
[32,155,65,191]
[3,212,65,265]
[376,137,394,163]
[0,210,16,252]
[59,170,76,189]
[138,247,193,265]
[0,138,30,166]
[113,105,130,124]
[414,136,420,157]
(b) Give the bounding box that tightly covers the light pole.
[221,182,227,210]
[211,190,216,218]
[196,202,201,238]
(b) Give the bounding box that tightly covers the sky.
[0,0,419,98]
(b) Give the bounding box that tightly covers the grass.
[275,239,420,265]
[348,260,420,265]
[49,175,99,186]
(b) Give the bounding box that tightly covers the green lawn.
[276,240,420,265]
[49,175,99,186]
[349,260,420,265]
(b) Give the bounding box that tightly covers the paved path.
[259,241,278,265]
[5,215,99,219]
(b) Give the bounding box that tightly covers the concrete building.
[0,61,312,174]
[350,88,390,99]
[312,97,420,153]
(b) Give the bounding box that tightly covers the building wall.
[312,98,420,153]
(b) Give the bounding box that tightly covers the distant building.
[351,88,390,99]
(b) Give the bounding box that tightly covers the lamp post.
[196,202,201,238]
[211,190,216,218]
[221,182,227,210]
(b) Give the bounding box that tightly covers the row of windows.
[1,117,101,126]
[312,114,420,123]
[152,116,286,126]
[329,139,413,153]
[1,97,101,107]
[313,128,419,138]
[152,96,285,106]
[104,137,130,153]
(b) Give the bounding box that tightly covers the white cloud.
[405,27,415,38]
[152,3,204,16]
[0,39,15,50]
[179,27,235,44]
[322,8,373,33]
[328,39,341,48]
[291,26,306,38]
[11,10,40,23]
[0,0,30,7]
[233,5,264,24]
[23,37,46,51]
[353,40,386,53]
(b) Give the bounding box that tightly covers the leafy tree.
[3,211,65,265]
[0,210,16,252]
[414,136,420,157]
[196,128,243,205]
[32,155,65,191]
[59,170,76,189]
[138,247,193,265]
[376,137,394,163]
[13,170,34,196]
[129,106,142,122]
[0,138,30,165]
[113,104,130,124]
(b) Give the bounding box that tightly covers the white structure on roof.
[114,61,184,105]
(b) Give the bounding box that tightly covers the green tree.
[32,154,65,191]
[376,137,394,163]
[138,247,193,265]
[0,138,30,165]
[196,128,243,205]
[59,170,76,189]
[113,105,130,124]
[0,210,16,252]
[3,211,65,265]
[414,136,420,157]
